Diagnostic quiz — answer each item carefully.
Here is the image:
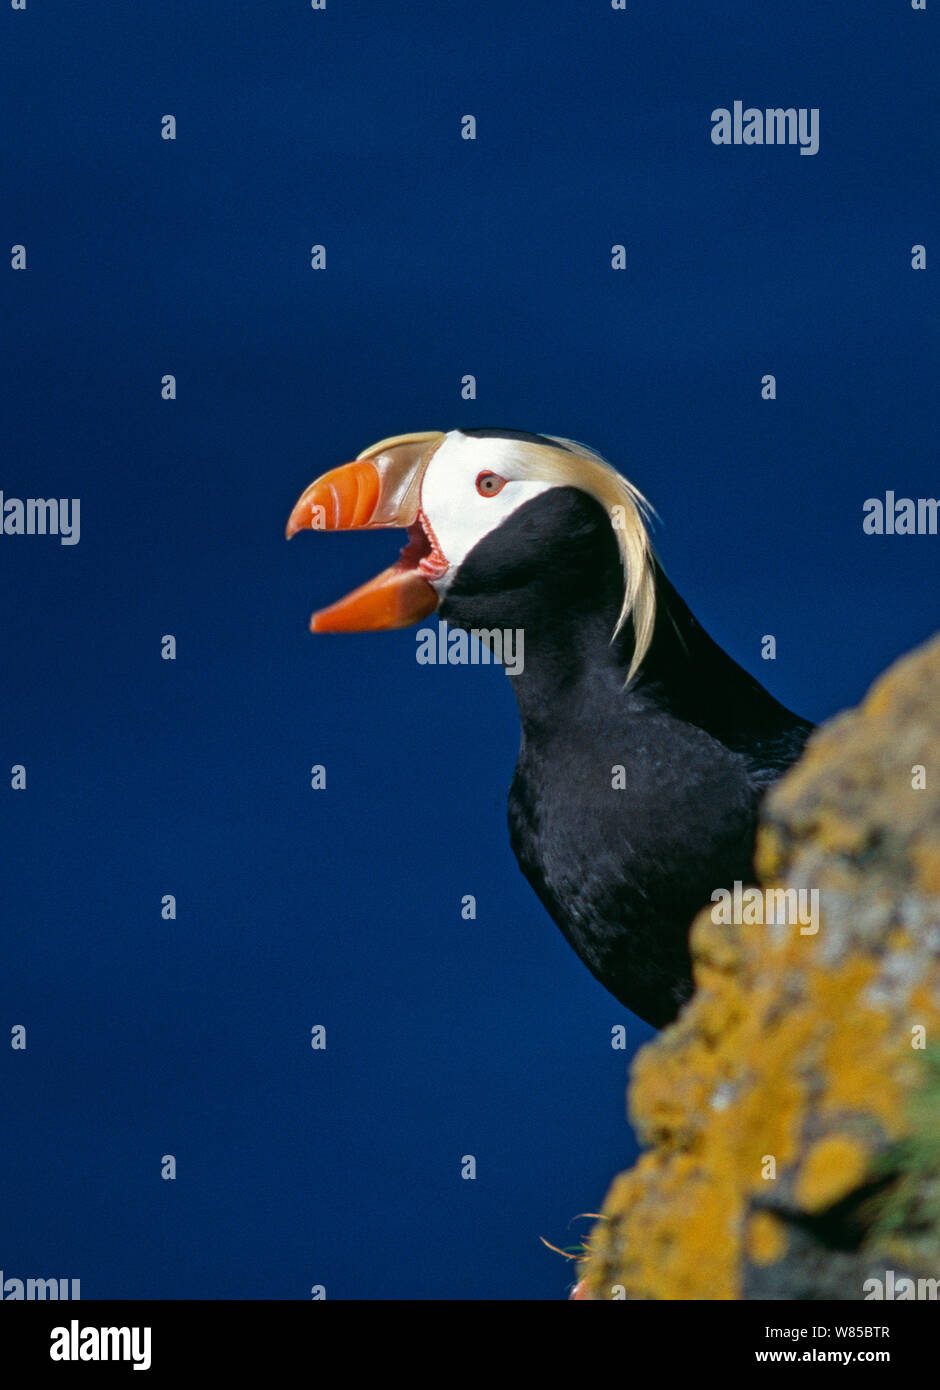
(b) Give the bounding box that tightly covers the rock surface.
[578,634,940,1300]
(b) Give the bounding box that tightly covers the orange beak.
[285,431,447,633]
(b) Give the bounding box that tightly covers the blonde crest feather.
[500,435,658,685]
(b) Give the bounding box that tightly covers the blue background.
[1,1,936,1300]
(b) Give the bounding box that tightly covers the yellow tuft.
[352,429,658,685]
[503,435,658,685]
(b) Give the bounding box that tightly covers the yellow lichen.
[746,1212,788,1266]
[794,1135,871,1213]
[911,841,940,894]
[576,634,940,1300]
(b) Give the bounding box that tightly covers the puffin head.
[286,428,658,682]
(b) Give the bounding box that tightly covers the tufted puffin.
[286,429,813,1027]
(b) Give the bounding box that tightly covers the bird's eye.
[476,471,507,497]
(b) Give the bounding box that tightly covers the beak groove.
[285,460,380,538]
[286,431,447,632]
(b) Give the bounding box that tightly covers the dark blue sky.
[1,1,936,1299]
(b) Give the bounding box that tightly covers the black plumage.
[288,429,814,1029]
[440,486,812,1026]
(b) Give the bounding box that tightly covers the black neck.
[439,488,811,768]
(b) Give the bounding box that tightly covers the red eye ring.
[476,471,507,497]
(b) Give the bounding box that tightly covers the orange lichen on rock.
[795,1136,871,1214]
[578,633,940,1300]
[746,1212,788,1267]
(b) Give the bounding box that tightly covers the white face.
[419,431,553,595]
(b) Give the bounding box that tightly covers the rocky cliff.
[577,634,940,1300]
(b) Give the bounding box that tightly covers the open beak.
[285,431,448,633]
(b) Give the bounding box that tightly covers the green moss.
[866,1045,940,1258]
[575,633,940,1301]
